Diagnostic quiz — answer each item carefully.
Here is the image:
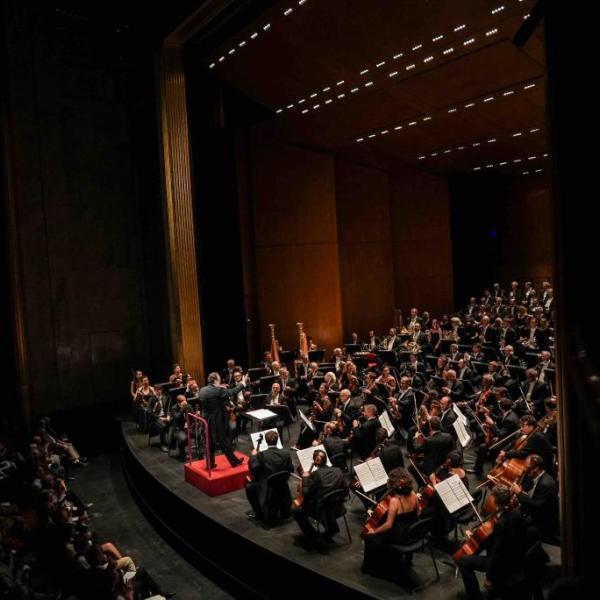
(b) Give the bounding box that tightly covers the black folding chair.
[315,488,352,543]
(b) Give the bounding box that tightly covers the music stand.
[168,386,186,400]
[267,404,295,442]
[308,349,325,362]
[279,350,297,364]
[248,367,269,382]
[481,345,500,362]
[311,375,325,389]
[508,365,527,381]
[249,393,267,409]
[525,352,540,368]
[430,376,445,390]
[344,343,361,355]
[471,361,489,376]
[424,355,438,370]
[259,375,279,393]
[318,362,336,372]
[376,350,398,367]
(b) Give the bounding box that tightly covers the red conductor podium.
[183,413,249,497]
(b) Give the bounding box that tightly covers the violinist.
[331,347,345,374]
[168,364,185,385]
[471,398,519,476]
[441,370,465,403]
[366,330,380,351]
[245,431,293,525]
[421,451,469,545]
[509,454,559,544]
[375,366,397,395]
[456,484,528,600]
[498,415,554,475]
[395,376,417,432]
[278,368,298,416]
[318,421,349,471]
[519,369,549,418]
[361,468,420,577]
[413,416,454,475]
[335,388,361,432]
[311,383,334,428]
[438,396,458,438]
[292,449,346,553]
[220,358,238,385]
[541,397,558,447]
[351,404,380,460]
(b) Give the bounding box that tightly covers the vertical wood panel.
[159,46,204,381]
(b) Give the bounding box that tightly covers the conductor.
[200,372,245,468]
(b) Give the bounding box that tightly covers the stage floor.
[121,418,561,599]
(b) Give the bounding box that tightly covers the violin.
[246,433,264,483]
[293,462,314,508]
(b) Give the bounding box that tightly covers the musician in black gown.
[361,468,420,579]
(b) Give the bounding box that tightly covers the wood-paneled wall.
[250,136,343,353]
[335,158,395,340]
[246,136,454,353]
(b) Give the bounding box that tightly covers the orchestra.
[130,279,559,597]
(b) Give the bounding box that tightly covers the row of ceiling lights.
[273,1,531,115]
[208,0,310,70]
[472,153,549,171]
[355,78,540,143]
[417,128,543,161]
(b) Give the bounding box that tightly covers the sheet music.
[299,409,316,432]
[295,444,332,472]
[250,428,283,451]
[245,409,277,420]
[453,403,468,427]
[453,417,472,448]
[378,410,395,437]
[434,474,473,514]
[354,457,389,493]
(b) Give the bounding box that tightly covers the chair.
[389,517,440,583]
[328,451,348,472]
[264,471,292,526]
[315,488,352,543]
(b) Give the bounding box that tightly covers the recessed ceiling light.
[298,99,305,104]
[228,49,235,55]
[356,137,364,142]
[472,142,480,147]
[486,28,499,36]
[250,32,258,39]
[523,83,536,90]
[483,97,495,102]
[239,41,246,47]
[394,125,403,130]
[458,146,465,150]
[419,156,426,160]
[364,81,374,87]
[389,71,398,77]
[486,164,494,168]
[431,152,438,157]
[423,56,434,63]
[448,108,457,113]
[313,104,320,109]
[393,53,403,59]
[443,48,454,55]
[322,86,331,92]
[499,161,508,165]
[513,159,522,163]
[474,167,482,171]
[454,24,466,32]
[368,134,376,138]
[337,93,345,99]
[301,109,308,114]
[412,44,422,51]
[465,102,475,108]
[209,63,216,69]
[336,80,345,86]
[351,87,359,93]
[376,61,386,67]
[310,92,318,98]
[298,0,307,5]
[444,149,452,154]
[432,35,444,42]
[503,90,515,96]
[381,130,389,135]
[276,109,283,114]
[463,38,475,46]
[408,121,417,126]
[530,128,540,133]
[287,104,294,109]
[325,99,332,104]
[406,64,416,70]
[513,132,523,137]
[218,56,225,62]
[528,156,537,160]
[360,69,369,75]
[423,116,432,121]
[487,138,497,143]
[263,23,271,30]
[284,8,293,16]
[491,6,505,15]
[535,169,543,173]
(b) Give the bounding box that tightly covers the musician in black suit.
[351,404,380,459]
[499,415,555,475]
[220,359,239,385]
[479,316,499,346]
[499,317,518,347]
[520,317,549,351]
[168,395,192,460]
[292,449,347,552]
[471,398,520,475]
[336,388,362,432]
[519,369,549,418]
[414,416,454,475]
[508,281,523,303]
[535,351,555,384]
[509,454,560,544]
[438,395,458,437]
[321,421,350,470]
[395,377,417,431]
[199,372,245,468]
[457,485,528,600]
[408,322,428,347]
[456,358,473,383]
[279,367,298,416]
[366,330,380,351]
[382,327,402,352]
[441,370,465,403]
[245,431,293,525]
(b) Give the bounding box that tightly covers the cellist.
[456,484,528,600]
[361,468,420,578]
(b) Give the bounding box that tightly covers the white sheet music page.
[354,457,389,493]
[250,428,283,451]
[453,403,469,426]
[434,474,473,514]
[245,409,277,420]
[298,409,316,431]
[378,411,395,437]
[453,418,472,448]
[295,444,331,472]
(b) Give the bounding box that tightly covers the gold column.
[158,44,204,383]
